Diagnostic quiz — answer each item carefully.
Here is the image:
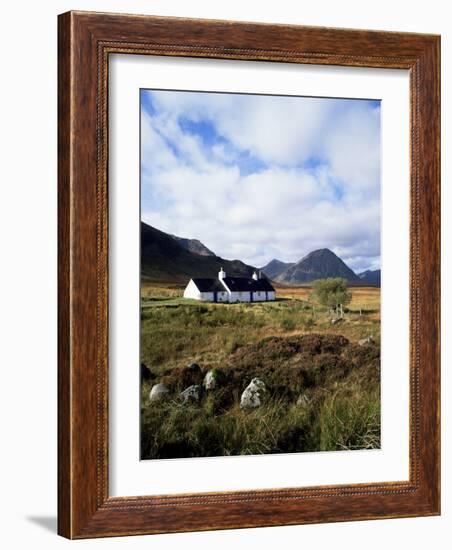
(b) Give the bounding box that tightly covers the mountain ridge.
[141,222,380,286]
[274,248,361,285]
[358,269,381,286]
[260,259,294,280]
[170,233,216,257]
[141,222,256,283]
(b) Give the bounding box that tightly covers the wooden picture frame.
[58,11,440,539]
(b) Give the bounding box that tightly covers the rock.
[180,384,202,404]
[240,378,267,409]
[141,363,154,381]
[203,369,223,390]
[331,318,343,325]
[296,394,311,407]
[187,363,201,373]
[149,383,170,402]
[358,335,374,346]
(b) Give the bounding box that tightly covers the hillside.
[170,234,215,257]
[141,222,256,283]
[260,259,294,279]
[358,269,381,287]
[275,248,360,285]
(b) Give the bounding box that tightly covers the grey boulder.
[149,383,170,402]
[240,378,267,409]
[296,394,311,407]
[180,384,202,404]
[203,369,222,390]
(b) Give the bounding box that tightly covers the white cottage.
[183,268,276,303]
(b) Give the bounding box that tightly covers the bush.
[280,317,296,331]
[311,278,352,313]
[302,317,315,330]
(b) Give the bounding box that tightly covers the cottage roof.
[222,276,275,292]
[250,278,275,292]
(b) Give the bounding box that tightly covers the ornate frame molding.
[58,11,440,538]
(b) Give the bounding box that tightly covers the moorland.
[140,282,381,459]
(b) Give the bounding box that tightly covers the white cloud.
[150,92,333,165]
[141,90,381,273]
[324,104,380,196]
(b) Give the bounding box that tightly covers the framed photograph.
[58,11,440,538]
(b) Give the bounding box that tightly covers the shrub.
[280,317,296,331]
[302,317,315,330]
[311,278,352,314]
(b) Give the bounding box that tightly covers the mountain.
[275,248,360,285]
[141,223,373,287]
[358,269,381,287]
[170,234,215,257]
[260,259,294,280]
[141,222,256,283]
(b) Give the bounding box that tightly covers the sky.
[140,89,381,273]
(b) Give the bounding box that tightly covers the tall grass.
[141,395,313,459]
[141,383,380,459]
[315,386,380,451]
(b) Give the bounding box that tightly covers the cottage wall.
[217,291,229,302]
[229,291,251,303]
[252,290,267,302]
[183,279,201,300]
[267,291,276,301]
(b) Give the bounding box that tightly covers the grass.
[141,395,312,458]
[140,284,381,459]
[141,379,380,459]
[316,385,381,451]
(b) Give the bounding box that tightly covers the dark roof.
[222,276,275,292]
[191,278,226,292]
[250,278,275,292]
[191,276,275,293]
[222,277,254,291]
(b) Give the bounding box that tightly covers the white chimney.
[252,271,258,281]
[219,267,226,280]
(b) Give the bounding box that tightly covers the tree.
[311,277,352,318]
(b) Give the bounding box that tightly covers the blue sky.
[141,89,381,273]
